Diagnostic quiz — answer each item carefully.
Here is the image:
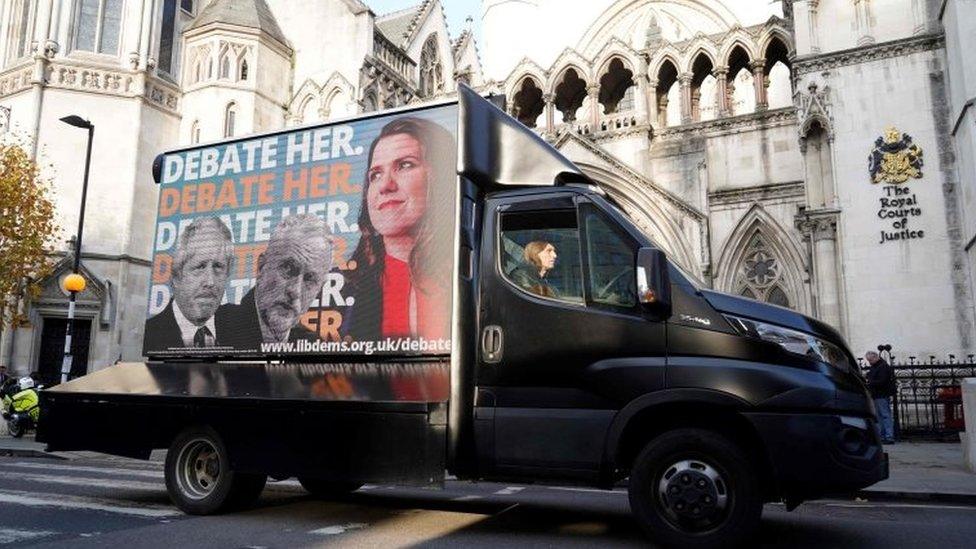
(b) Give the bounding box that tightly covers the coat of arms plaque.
[868,126,924,184]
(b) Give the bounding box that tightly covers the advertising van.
[38,85,887,547]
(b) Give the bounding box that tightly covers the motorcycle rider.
[2,377,40,438]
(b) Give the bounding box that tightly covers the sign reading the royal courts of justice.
[870,127,925,245]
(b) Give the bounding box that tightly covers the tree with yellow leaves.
[0,143,60,330]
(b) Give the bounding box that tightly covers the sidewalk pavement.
[1,435,975,503]
[857,442,976,504]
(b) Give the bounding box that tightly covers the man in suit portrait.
[144,217,233,351]
[218,214,332,348]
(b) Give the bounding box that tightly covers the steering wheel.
[595,267,634,303]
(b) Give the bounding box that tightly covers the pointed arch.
[647,45,682,81]
[418,33,443,97]
[237,48,249,81]
[758,26,795,60]
[654,57,680,127]
[689,50,716,122]
[288,78,323,120]
[510,75,545,128]
[681,41,719,74]
[598,57,635,114]
[552,66,588,123]
[718,33,758,65]
[592,37,640,77]
[298,94,319,123]
[503,57,548,99]
[714,204,808,312]
[548,47,592,92]
[217,43,232,80]
[223,102,238,138]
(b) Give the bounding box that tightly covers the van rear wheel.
[297,477,363,498]
[164,426,267,515]
[628,428,762,548]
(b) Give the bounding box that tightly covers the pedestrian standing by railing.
[865,350,896,444]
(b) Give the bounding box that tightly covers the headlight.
[725,315,853,374]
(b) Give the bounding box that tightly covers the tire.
[297,477,363,498]
[628,428,763,549]
[164,426,267,515]
[8,418,24,438]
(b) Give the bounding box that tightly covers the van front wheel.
[628,428,762,548]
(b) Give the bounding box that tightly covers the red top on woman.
[381,254,412,337]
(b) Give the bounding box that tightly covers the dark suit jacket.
[144,300,229,354]
[215,288,319,351]
[143,301,185,353]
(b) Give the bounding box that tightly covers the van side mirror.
[636,247,672,320]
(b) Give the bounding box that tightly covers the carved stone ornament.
[868,126,923,184]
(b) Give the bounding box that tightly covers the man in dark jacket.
[217,214,331,350]
[865,351,896,443]
[144,217,233,353]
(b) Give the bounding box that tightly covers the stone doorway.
[37,318,91,387]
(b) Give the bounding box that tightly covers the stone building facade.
[0,0,481,382]
[482,0,975,359]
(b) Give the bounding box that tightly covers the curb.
[0,447,68,460]
[856,489,976,505]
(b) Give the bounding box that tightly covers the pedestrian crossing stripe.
[0,489,180,518]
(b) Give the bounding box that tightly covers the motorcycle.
[1,377,40,438]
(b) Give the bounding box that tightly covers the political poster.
[143,104,458,357]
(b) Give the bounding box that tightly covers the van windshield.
[590,194,703,289]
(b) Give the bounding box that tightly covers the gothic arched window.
[419,34,442,97]
[224,102,237,137]
[736,231,791,309]
[239,58,249,81]
[219,52,231,79]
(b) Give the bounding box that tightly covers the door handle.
[481,325,503,363]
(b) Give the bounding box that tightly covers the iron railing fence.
[858,346,975,441]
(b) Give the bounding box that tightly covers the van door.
[476,192,667,478]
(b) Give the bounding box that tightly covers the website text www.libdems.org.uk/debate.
[260,337,452,355]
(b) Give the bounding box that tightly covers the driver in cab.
[512,240,558,298]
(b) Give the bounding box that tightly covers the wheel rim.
[176,438,221,500]
[656,459,730,533]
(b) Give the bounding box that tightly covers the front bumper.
[745,412,889,499]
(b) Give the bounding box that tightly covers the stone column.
[633,71,649,123]
[543,92,555,133]
[797,212,843,332]
[751,60,767,112]
[690,88,701,122]
[588,84,601,129]
[713,66,729,117]
[646,78,659,128]
[679,72,693,124]
[658,93,669,128]
[139,0,156,69]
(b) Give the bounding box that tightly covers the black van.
[39,85,887,548]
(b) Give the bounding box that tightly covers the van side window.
[584,209,637,308]
[499,209,584,304]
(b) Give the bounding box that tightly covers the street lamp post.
[60,115,94,384]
